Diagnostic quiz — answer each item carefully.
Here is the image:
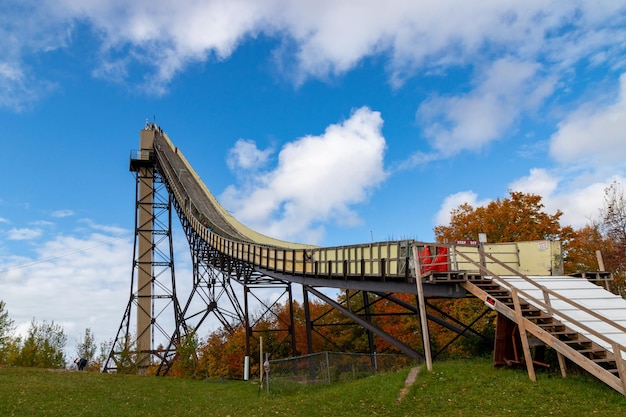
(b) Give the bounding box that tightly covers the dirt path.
[396,366,420,403]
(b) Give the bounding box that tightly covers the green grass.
[2,359,626,416]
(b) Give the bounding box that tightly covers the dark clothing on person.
[75,358,88,370]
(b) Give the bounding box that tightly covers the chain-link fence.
[266,351,418,386]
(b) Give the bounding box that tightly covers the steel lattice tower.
[103,127,184,374]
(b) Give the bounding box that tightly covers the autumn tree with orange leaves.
[434,191,574,244]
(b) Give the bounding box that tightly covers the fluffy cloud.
[510,168,626,228]
[2,1,623,101]
[508,168,559,200]
[220,107,387,243]
[6,227,43,240]
[550,73,626,167]
[417,58,555,156]
[0,225,135,355]
[226,139,273,171]
[434,190,492,227]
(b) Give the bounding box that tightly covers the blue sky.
[1,1,626,358]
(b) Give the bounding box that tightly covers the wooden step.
[592,357,616,364]
[549,330,578,337]
[525,313,553,321]
[474,280,501,286]
[577,348,608,355]
[487,290,511,295]
[562,338,592,346]
[538,323,565,330]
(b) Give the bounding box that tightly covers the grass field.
[1,358,626,416]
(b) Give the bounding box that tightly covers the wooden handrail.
[478,250,626,334]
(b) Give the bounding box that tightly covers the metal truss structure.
[103,125,486,377]
[103,163,184,373]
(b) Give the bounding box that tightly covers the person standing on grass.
[74,358,87,370]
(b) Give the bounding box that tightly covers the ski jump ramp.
[111,123,626,396]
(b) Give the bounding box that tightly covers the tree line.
[0,303,103,371]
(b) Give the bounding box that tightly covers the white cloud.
[6,227,42,240]
[3,1,623,98]
[0,61,55,111]
[547,181,614,228]
[435,170,623,233]
[510,168,626,228]
[0,0,69,110]
[549,73,626,166]
[78,219,128,235]
[220,106,387,243]
[434,191,492,227]
[30,220,54,229]
[508,168,559,199]
[0,217,153,356]
[51,209,74,218]
[227,139,273,171]
[0,214,203,359]
[417,58,555,156]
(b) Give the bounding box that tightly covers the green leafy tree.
[0,301,15,364]
[75,328,98,371]
[15,319,67,368]
[111,334,138,374]
[2,337,22,365]
[170,329,200,378]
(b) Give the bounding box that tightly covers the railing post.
[542,287,567,378]
[450,245,458,271]
[612,342,626,395]
[412,245,433,372]
[326,351,331,383]
[511,288,536,382]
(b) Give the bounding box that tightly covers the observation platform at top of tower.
[129,149,155,171]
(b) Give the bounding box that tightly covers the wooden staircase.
[467,279,626,387]
[464,264,626,395]
[414,243,626,396]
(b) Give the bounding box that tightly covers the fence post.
[326,351,331,383]
[264,353,270,394]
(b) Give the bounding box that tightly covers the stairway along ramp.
[408,241,626,396]
[451,246,626,396]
